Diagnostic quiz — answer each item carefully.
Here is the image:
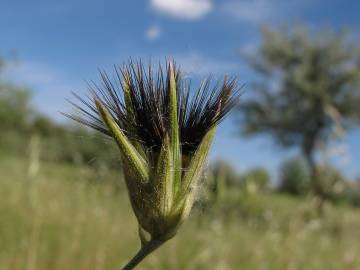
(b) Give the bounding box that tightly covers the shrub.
[317,165,347,203]
[279,157,310,195]
[242,167,271,193]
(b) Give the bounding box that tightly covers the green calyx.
[95,62,216,240]
[66,59,239,270]
[95,99,149,182]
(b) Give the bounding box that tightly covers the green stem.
[121,239,164,270]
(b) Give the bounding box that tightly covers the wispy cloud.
[221,0,272,23]
[174,52,241,77]
[145,25,161,40]
[150,0,212,20]
[4,61,59,86]
[221,0,309,24]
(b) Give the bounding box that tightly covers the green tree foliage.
[316,164,347,202]
[279,157,310,195]
[346,178,360,206]
[238,26,360,198]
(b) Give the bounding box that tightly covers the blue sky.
[0,0,359,179]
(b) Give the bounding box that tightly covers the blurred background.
[1,0,360,269]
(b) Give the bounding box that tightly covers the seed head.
[65,60,240,242]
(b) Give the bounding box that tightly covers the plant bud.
[66,60,239,244]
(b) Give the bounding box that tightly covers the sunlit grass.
[1,156,360,269]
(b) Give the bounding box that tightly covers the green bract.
[66,60,239,269]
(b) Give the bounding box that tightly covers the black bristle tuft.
[65,60,241,156]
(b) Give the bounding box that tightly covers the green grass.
[1,155,360,269]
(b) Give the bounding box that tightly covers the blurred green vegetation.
[2,83,360,269]
[1,25,360,269]
[1,47,359,207]
[279,157,310,196]
[0,82,121,170]
[238,26,360,201]
[1,155,360,269]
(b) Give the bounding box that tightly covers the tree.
[238,26,360,199]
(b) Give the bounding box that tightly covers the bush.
[35,122,121,169]
[316,165,348,203]
[0,85,120,170]
[0,83,32,133]
[206,160,241,202]
[242,167,271,193]
[278,157,310,195]
[0,84,32,154]
[346,179,360,207]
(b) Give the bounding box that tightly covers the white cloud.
[150,0,212,20]
[145,25,161,40]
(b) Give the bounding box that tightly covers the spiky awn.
[65,60,240,269]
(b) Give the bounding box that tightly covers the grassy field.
[1,155,360,270]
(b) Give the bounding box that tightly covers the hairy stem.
[121,239,165,270]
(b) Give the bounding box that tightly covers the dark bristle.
[65,60,241,156]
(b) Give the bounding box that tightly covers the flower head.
[65,60,239,243]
